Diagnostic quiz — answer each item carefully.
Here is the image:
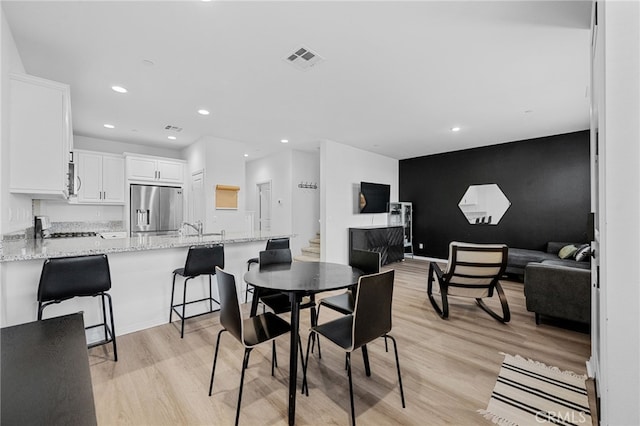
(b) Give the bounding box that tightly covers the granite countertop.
[0,231,293,262]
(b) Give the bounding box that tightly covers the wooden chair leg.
[427,263,449,319]
[475,281,511,323]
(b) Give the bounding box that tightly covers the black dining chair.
[427,241,510,322]
[170,244,224,338]
[245,237,290,303]
[37,254,118,361]
[208,267,293,426]
[304,270,405,426]
[317,250,380,318]
[253,249,321,359]
[312,250,381,358]
[251,249,321,363]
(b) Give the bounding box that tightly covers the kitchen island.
[0,231,292,334]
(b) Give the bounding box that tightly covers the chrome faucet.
[182,221,203,236]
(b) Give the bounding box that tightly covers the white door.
[258,181,271,231]
[190,171,205,225]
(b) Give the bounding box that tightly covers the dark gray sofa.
[507,242,591,325]
[506,242,589,277]
[524,261,591,325]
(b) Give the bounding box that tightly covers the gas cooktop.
[48,232,97,238]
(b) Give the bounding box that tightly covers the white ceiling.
[2,1,592,160]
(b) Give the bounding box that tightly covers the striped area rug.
[479,354,591,426]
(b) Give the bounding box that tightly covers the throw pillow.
[558,244,578,259]
[574,244,591,262]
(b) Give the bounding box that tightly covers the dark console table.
[349,225,404,265]
[1,313,97,426]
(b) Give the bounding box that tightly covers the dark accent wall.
[399,130,590,259]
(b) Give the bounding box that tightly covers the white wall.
[320,140,398,263]
[292,150,320,256]
[245,150,293,235]
[597,1,640,424]
[74,135,183,159]
[1,11,32,234]
[245,149,321,257]
[182,135,247,234]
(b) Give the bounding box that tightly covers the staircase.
[294,233,321,262]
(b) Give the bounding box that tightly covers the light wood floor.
[89,259,591,425]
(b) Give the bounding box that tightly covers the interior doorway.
[190,170,205,225]
[257,181,271,231]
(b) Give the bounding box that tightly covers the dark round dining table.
[244,261,362,426]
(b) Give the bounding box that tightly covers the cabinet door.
[77,152,103,203]
[102,156,125,203]
[127,157,157,181]
[157,160,184,183]
[9,76,69,196]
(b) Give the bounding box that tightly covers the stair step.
[309,238,321,246]
[302,246,320,255]
[294,255,321,262]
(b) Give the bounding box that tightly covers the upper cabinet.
[126,155,184,184]
[76,151,125,204]
[9,73,73,198]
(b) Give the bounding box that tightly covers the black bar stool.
[37,254,118,361]
[170,244,224,338]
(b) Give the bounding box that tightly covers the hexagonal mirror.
[458,184,511,225]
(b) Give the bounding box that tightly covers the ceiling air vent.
[285,46,324,71]
[164,125,183,132]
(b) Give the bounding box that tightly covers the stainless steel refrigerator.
[130,184,183,236]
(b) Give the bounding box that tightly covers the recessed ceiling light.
[168,136,177,140]
[104,124,115,129]
[280,139,289,144]
[111,85,128,93]
[244,154,249,157]
[451,127,461,132]
[197,109,210,116]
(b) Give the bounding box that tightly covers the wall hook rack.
[298,182,318,189]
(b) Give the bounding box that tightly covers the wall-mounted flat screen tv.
[359,182,390,213]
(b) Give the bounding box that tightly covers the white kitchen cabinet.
[76,151,125,204]
[9,73,73,198]
[156,160,184,183]
[126,155,184,184]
